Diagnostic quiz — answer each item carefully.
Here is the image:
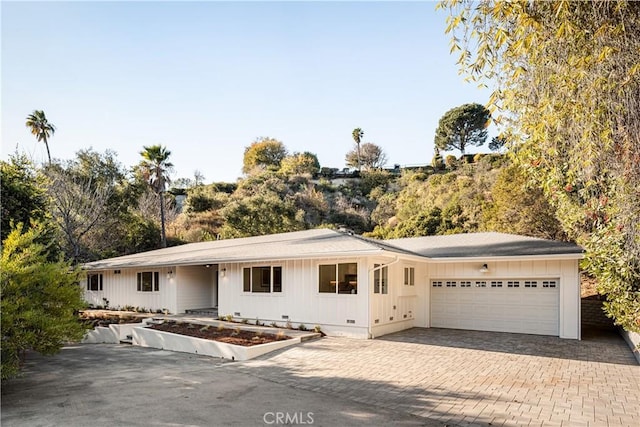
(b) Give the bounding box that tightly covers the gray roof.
[84,229,583,270]
[384,232,583,258]
[83,229,409,270]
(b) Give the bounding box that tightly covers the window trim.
[87,273,103,291]
[404,267,415,286]
[373,264,388,294]
[242,265,283,294]
[137,271,160,292]
[318,262,358,295]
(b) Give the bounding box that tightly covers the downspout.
[367,256,401,339]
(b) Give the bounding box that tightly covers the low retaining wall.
[82,323,143,344]
[132,326,302,361]
[620,328,640,365]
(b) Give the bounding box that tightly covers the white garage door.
[430,279,559,336]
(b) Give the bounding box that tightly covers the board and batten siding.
[175,266,214,314]
[368,258,427,338]
[426,259,580,339]
[83,267,178,314]
[218,258,370,338]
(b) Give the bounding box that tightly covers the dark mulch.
[149,321,291,347]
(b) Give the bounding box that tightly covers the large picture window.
[319,263,357,294]
[87,273,103,291]
[373,264,388,294]
[242,266,282,293]
[137,272,160,292]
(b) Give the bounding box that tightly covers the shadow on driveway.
[378,327,637,365]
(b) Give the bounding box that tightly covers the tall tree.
[25,110,56,164]
[0,155,47,243]
[242,137,288,174]
[345,142,388,170]
[441,0,640,332]
[139,145,174,248]
[351,128,364,171]
[434,103,491,154]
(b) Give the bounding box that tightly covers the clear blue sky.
[2,1,491,183]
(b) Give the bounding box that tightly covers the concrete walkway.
[236,328,639,427]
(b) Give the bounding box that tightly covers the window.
[432,281,443,287]
[460,281,472,287]
[87,273,103,291]
[446,281,457,287]
[374,264,388,294]
[524,280,538,288]
[319,263,357,294]
[137,272,159,292]
[475,281,487,287]
[543,280,557,288]
[491,281,503,288]
[507,281,520,288]
[242,266,282,293]
[404,267,415,286]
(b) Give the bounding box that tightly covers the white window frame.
[87,273,103,291]
[374,264,388,294]
[137,271,160,292]
[318,262,358,295]
[242,266,282,293]
[404,267,415,286]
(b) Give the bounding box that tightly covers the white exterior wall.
[218,258,370,338]
[83,267,177,314]
[369,258,422,338]
[176,265,213,313]
[426,259,581,339]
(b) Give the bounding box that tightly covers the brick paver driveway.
[236,328,639,427]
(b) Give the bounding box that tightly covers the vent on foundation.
[114,270,121,274]
[374,319,380,324]
[281,315,289,320]
[234,312,241,317]
[389,316,394,321]
[346,319,355,324]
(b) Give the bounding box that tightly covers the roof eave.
[425,253,584,263]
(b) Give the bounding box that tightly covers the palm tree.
[139,145,174,248]
[351,128,364,171]
[26,110,56,164]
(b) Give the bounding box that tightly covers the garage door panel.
[431,278,559,336]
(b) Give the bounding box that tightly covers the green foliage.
[434,103,491,154]
[442,0,640,331]
[482,165,565,240]
[0,155,48,243]
[25,110,55,164]
[1,223,88,379]
[242,137,287,174]
[431,152,445,170]
[445,154,458,169]
[489,136,507,152]
[345,143,388,170]
[279,152,320,176]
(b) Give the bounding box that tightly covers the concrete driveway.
[2,328,638,426]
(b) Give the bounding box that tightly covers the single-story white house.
[83,229,584,339]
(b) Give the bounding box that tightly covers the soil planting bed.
[149,321,291,347]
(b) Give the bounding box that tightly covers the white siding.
[369,258,419,337]
[426,259,580,339]
[176,266,213,313]
[218,258,370,338]
[83,267,177,314]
